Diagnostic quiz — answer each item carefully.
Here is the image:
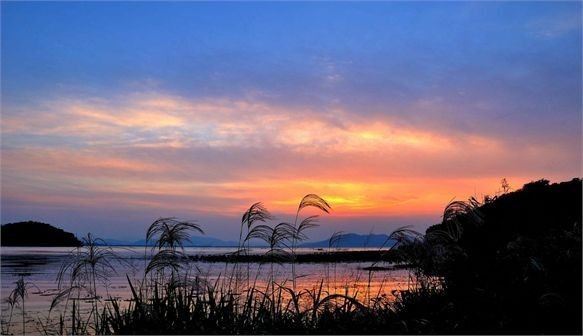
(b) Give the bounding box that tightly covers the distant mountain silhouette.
[1,221,81,247]
[99,233,395,248]
[299,233,396,248]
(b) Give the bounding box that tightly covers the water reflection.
[1,247,410,334]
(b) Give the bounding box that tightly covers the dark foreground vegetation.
[2,179,581,334]
[398,178,582,334]
[1,221,81,247]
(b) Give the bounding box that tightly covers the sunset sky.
[1,2,581,241]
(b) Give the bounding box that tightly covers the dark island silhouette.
[1,221,81,247]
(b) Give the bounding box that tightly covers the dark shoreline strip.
[189,249,405,263]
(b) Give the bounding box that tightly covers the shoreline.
[1,248,406,265]
[189,249,404,263]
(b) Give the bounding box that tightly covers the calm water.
[0,246,410,334]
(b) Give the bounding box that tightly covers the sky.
[1,2,581,241]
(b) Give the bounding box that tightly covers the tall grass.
[5,180,580,334]
[90,194,431,334]
[50,233,129,334]
[291,194,331,291]
[3,275,38,335]
[237,202,273,290]
[14,193,453,335]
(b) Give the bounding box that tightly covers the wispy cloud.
[1,1,580,239]
[3,93,460,152]
[2,92,578,235]
[527,10,581,39]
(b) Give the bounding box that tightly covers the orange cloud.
[1,94,467,154]
[2,92,579,230]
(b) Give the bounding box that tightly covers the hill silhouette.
[1,221,81,247]
[396,178,582,334]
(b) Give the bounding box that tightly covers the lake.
[1,246,411,334]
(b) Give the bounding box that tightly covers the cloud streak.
[2,92,579,240]
[1,2,580,240]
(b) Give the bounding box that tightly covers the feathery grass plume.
[424,197,485,262]
[244,222,294,256]
[11,277,26,335]
[56,234,119,290]
[426,221,462,244]
[242,202,274,229]
[244,224,274,245]
[7,276,39,335]
[297,194,332,214]
[291,194,332,291]
[239,202,274,254]
[268,225,294,257]
[387,226,424,248]
[244,222,294,284]
[146,217,204,252]
[442,198,484,227]
[374,225,424,267]
[54,233,126,333]
[403,197,485,288]
[142,217,205,318]
[362,226,425,295]
[238,202,274,289]
[390,201,485,293]
[362,227,410,304]
[271,222,295,249]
